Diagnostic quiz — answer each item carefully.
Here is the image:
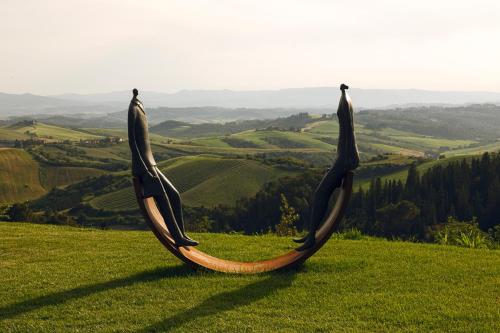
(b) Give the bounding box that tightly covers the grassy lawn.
[1,223,499,332]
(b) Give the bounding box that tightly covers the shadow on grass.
[134,271,297,333]
[0,265,194,320]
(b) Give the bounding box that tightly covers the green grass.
[7,123,103,142]
[0,149,46,203]
[356,155,477,190]
[90,155,298,209]
[83,128,170,145]
[232,130,334,150]
[29,143,132,170]
[1,223,499,332]
[368,143,424,157]
[39,166,106,189]
[88,187,137,212]
[444,141,500,157]
[0,127,30,141]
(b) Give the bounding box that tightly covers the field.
[443,141,500,157]
[0,148,111,204]
[1,223,499,332]
[0,127,30,141]
[355,155,477,190]
[90,155,299,209]
[2,117,500,213]
[5,123,103,142]
[0,149,45,203]
[39,166,106,189]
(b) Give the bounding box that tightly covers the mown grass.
[0,223,498,332]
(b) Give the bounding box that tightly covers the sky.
[2,0,500,95]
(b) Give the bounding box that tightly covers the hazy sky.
[2,0,500,94]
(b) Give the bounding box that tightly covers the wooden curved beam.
[133,171,353,274]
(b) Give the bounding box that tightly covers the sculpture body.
[295,84,359,250]
[128,89,198,247]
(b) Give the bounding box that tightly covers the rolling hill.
[39,166,106,189]
[355,154,482,190]
[0,148,109,204]
[4,122,103,142]
[0,149,46,203]
[53,87,500,108]
[89,155,299,210]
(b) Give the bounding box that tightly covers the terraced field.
[90,155,299,210]
[0,149,46,203]
[39,166,106,189]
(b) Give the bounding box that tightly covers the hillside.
[4,122,103,142]
[0,223,499,332]
[0,149,46,203]
[90,155,299,209]
[0,148,108,204]
[53,87,500,108]
[39,166,106,189]
[148,116,485,160]
[355,154,480,190]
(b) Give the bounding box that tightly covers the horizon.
[4,85,500,97]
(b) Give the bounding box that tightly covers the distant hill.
[110,106,317,124]
[357,104,500,140]
[9,114,127,129]
[54,87,500,109]
[149,113,314,138]
[3,87,500,120]
[4,122,104,142]
[0,92,121,119]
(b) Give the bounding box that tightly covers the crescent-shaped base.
[133,171,353,274]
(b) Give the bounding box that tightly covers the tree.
[275,194,298,236]
[375,200,420,237]
[7,202,33,222]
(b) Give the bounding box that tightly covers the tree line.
[185,152,500,242]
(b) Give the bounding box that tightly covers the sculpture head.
[340,83,349,91]
[133,88,139,98]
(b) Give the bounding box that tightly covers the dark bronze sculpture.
[130,84,357,272]
[128,89,198,247]
[294,84,359,250]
